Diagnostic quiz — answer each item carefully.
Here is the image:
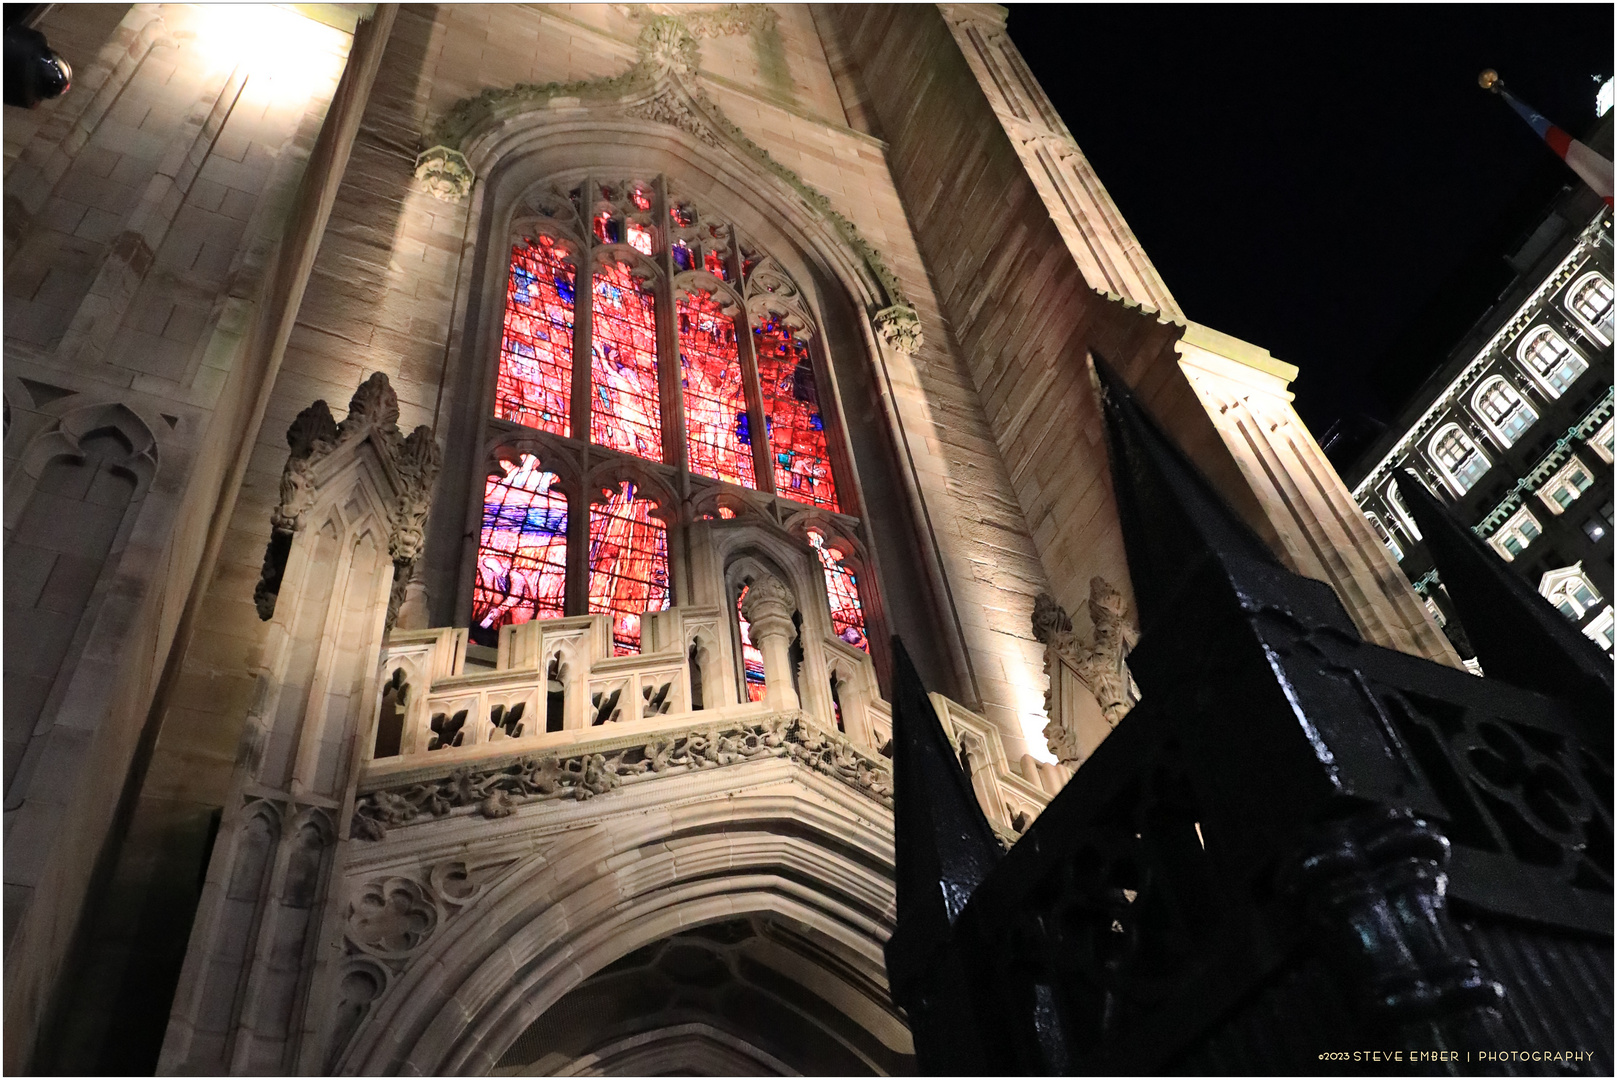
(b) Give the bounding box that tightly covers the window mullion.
[654,175,687,474]
[729,237,775,495]
[568,176,597,617]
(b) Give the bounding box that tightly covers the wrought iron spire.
[1396,470,1613,737]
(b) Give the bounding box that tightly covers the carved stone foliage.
[351,713,892,839]
[1033,577,1139,763]
[254,373,441,622]
[415,144,475,202]
[419,9,912,311]
[871,304,923,355]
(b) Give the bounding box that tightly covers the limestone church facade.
[3,4,1455,1074]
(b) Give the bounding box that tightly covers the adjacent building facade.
[5,4,1457,1074]
[1349,134,1615,664]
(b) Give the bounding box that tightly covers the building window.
[1536,454,1595,515]
[678,289,756,488]
[590,260,663,462]
[1429,424,1490,496]
[473,177,866,658]
[1567,272,1614,344]
[496,236,576,436]
[1539,562,1602,621]
[755,315,840,511]
[474,457,570,632]
[1517,326,1587,396]
[1366,512,1402,561]
[1588,417,1614,465]
[588,482,670,654]
[1583,605,1616,652]
[1471,375,1538,447]
[1421,594,1447,628]
[1487,505,1542,562]
[808,528,868,650]
[1385,479,1422,540]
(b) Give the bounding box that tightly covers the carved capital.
[1034,578,1137,764]
[741,574,796,642]
[414,145,474,203]
[872,304,923,355]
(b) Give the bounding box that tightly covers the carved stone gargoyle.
[1032,576,1139,766]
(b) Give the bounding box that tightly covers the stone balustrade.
[357,604,1054,841]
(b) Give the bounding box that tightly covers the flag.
[1482,71,1613,206]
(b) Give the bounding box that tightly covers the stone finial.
[415,145,474,203]
[740,573,796,641]
[388,425,442,564]
[1034,577,1139,764]
[340,371,401,439]
[872,304,923,355]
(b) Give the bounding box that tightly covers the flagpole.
[1480,69,1614,205]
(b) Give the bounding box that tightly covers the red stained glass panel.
[588,483,670,654]
[496,238,574,435]
[678,291,755,488]
[473,456,569,633]
[736,586,767,702]
[755,318,838,510]
[809,529,867,651]
[590,261,663,462]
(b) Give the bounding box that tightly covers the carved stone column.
[741,574,799,712]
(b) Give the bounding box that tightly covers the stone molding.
[351,710,894,839]
[417,9,911,320]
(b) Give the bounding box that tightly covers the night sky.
[1008,6,1613,463]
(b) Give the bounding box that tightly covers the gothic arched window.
[1471,375,1538,447]
[1517,326,1586,396]
[475,176,866,657]
[1429,424,1489,496]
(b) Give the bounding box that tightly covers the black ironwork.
[886,355,1613,1075]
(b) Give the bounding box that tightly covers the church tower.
[3,5,1451,1073]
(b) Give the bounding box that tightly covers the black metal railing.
[886,356,1612,1075]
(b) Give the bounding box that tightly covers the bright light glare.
[1598,77,1613,119]
[191,4,345,85]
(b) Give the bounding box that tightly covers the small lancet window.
[807,529,867,650]
[497,237,575,436]
[588,482,670,655]
[590,261,662,461]
[735,586,767,702]
[755,317,839,510]
[679,290,756,488]
[474,457,569,641]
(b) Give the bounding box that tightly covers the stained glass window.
[473,456,569,635]
[591,260,663,461]
[679,291,755,489]
[735,586,767,702]
[703,249,728,280]
[627,222,654,255]
[808,529,867,651]
[755,317,839,511]
[496,238,575,436]
[588,483,670,654]
[672,240,694,272]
